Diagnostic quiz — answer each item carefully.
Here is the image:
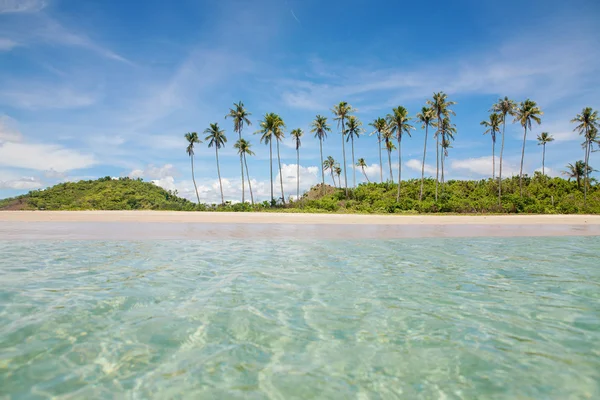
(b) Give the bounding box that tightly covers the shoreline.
[1,211,600,225]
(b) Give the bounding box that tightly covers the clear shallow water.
[1,237,599,399]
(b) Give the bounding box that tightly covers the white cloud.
[0,142,95,171]
[0,176,43,189]
[0,116,96,172]
[405,159,436,175]
[0,0,46,13]
[534,166,561,178]
[450,156,519,178]
[277,21,598,113]
[36,16,131,64]
[129,164,178,180]
[0,86,96,110]
[147,163,321,204]
[0,38,18,51]
[0,115,23,143]
[44,168,66,179]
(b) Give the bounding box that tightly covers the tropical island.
[1,95,598,214]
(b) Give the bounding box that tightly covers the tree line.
[184,95,599,206]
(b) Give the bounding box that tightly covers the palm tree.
[272,114,286,204]
[332,101,355,196]
[441,138,452,193]
[369,117,387,183]
[571,107,599,204]
[204,123,227,204]
[384,136,396,183]
[416,107,435,201]
[345,115,363,189]
[291,128,303,200]
[562,160,593,189]
[514,99,543,197]
[234,138,255,205]
[441,137,453,176]
[439,117,456,187]
[323,156,337,187]
[480,113,502,179]
[256,112,279,204]
[311,115,331,191]
[387,106,414,201]
[491,97,516,205]
[335,165,342,187]
[536,132,554,176]
[357,158,370,183]
[427,92,456,201]
[184,132,202,204]
[225,101,252,203]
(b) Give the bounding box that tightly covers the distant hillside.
[0,177,197,211]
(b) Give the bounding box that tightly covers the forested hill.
[0,177,196,211]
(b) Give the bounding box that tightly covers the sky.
[1,0,599,203]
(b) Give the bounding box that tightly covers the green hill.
[0,177,197,211]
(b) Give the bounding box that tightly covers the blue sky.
[1,0,599,202]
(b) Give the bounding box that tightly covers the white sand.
[1,211,599,225]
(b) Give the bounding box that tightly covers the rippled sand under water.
[1,237,599,399]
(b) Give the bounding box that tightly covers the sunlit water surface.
[1,237,599,399]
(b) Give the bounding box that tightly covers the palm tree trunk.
[396,136,402,202]
[296,147,300,201]
[499,118,506,206]
[378,132,383,183]
[492,139,496,180]
[239,130,244,204]
[190,155,200,204]
[441,143,445,192]
[341,117,348,196]
[420,124,428,201]
[362,167,370,183]
[542,143,546,176]
[388,149,394,183]
[331,170,336,187]
[269,139,274,204]
[351,136,356,188]
[244,153,254,205]
[277,140,285,204]
[435,121,440,201]
[319,138,325,192]
[215,147,224,205]
[584,128,590,205]
[519,126,527,197]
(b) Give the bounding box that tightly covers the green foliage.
[284,173,600,214]
[0,177,199,211]
[2,173,598,214]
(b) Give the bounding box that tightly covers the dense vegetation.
[1,97,598,214]
[187,98,599,212]
[0,177,196,211]
[289,174,600,214]
[2,173,597,214]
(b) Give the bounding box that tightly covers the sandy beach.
[1,211,600,225]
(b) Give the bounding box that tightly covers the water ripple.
[1,237,599,399]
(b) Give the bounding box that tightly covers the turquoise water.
[1,237,599,399]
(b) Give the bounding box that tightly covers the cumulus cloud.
[405,159,436,175]
[0,176,43,189]
[534,166,561,178]
[146,163,322,203]
[0,142,96,172]
[128,164,178,180]
[0,116,96,172]
[450,156,519,178]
